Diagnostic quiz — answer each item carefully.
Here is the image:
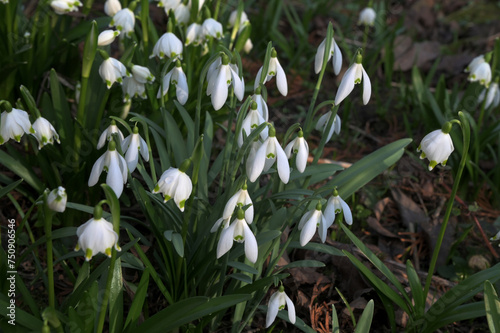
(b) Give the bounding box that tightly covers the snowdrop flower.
[247,125,290,184]
[417,122,454,171]
[243,38,253,53]
[97,120,125,149]
[206,53,244,110]
[324,188,353,227]
[266,286,296,327]
[104,0,122,16]
[478,81,500,109]
[298,202,328,246]
[122,76,146,102]
[251,87,269,121]
[157,61,189,105]
[157,0,180,10]
[465,55,485,73]
[174,4,190,25]
[285,130,309,173]
[88,141,128,197]
[254,48,287,96]
[491,230,500,245]
[185,23,204,46]
[216,207,257,263]
[0,106,33,145]
[335,52,371,105]
[202,18,223,39]
[47,186,67,213]
[245,140,261,178]
[153,161,193,211]
[50,0,82,14]
[315,110,341,142]
[314,36,342,75]
[31,117,60,149]
[468,62,492,87]
[358,7,376,26]
[75,205,120,261]
[132,65,155,83]
[110,8,135,37]
[211,184,253,232]
[187,0,204,10]
[98,30,120,46]
[229,10,249,28]
[99,54,128,88]
[121,126,149,173]
[151,32,183,60]
[238,101,268,147]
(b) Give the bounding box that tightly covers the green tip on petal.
[164,194,172,202]
[74,243,80,251]
[428,160,437,171]
[179,199,186,210]
[85,248,93,261]
[105,248,112,257]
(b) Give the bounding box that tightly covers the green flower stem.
[423,111,470,299]
[140,0,149,50]
[94,88,111,132]
[362,24,370,52]
[304,22,333,136]
[96,251,117,333]
[43,191,55,308]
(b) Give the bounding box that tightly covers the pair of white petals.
[247,136,290,184]
[110,8,135,37]
[152,32,183,60]
[314,37,343,75]
[284,136,309,173]
[206,59,244,110]
[153,167,193,211]
[76,217,120,261]
[315,111,341,142]
[335,62,371,106]
[266,290,296,328]
[417,129,454,171]
[254,56,288,96]
[211,188,254,233]
[88,148,128,197]
[121,132,149,173]
[158,65,189,105]
[99,58,128,88]
[216,216,258,263]
[479,82,500,109]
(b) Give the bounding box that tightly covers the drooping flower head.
[251,86,269,121]
[152,160,193,211]
[0,105,34,145]
[298,202,328,246]
[75,204,121,261]
[88,141,128,197]
[324,188,353,227]
[335,51,371,105]
[104,0,121,16]
[185,23,204,46]
[97,119,125,149]
[151,32,183,60]
[358,7,376,26]
[254,48,287,96]
[110,8,135,38]
[50,0,82,14]
[206,53,244,110]
[216,207,258,263]
[247,125,290,184]
[417,122,455,171]
[202,18,223,39]
[284,129,309,173]
[315,110,341,142]
[98,30,120,46]
[31,117,60,149]
[157,60,189,105]
[238,101,268,147]
[266,286,296,328]
[47,186,67,213]
[121,126,149,173]
[314,34,343,75]
[98,52,129,88]
[478,80,500,109]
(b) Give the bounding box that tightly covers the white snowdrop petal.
[335,65,356,105]
[362,68,371,105]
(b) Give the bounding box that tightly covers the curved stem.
[96,252,117,333]
[423,111,470,298]
[43,192,55,308]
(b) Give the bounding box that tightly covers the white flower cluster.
[50,0,82,15]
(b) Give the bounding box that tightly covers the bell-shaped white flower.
[229,10,249,28]
[151,32,183,60]
[75,206,120,261]
[468,61,492,87]
[243,38,253,53]
[335,52,371,105]
[238,101,268,147]
[251,87,269,121]
[31,117,60,149]
[216,207,257,263]
[185,23,204,46]
[50,0,82,14]
[121,126,149,173]
[157,0,180,10]
[254,48,287,96]
[104,0,122,16]
[99,56,128,88]
[245,140,261,177]
[110,8,135,37]
[206,54,244,110]
[315,110,341,142]
[157,61,189,105]
[478,81,500,109]
[284,130,309,173]
[358,7,376,26]
[152,162,193,211]
[314,36,343,75]
[88,141,128,197]
[47,186,67,213]
[173,4,190,25]
[131,65,155,83]
[266,286,296,327]
[417,122,455,171]
[298,202,328,246]
[465,55,485,73]
[122,76,146,102]
[202,18,223,39]
[0,107,33,145]
[97,120,125,149]
[187,0,204,10]
[98,30,120,46]
[223,184,254,222]
[247,125,290,184]
[324,188,353,227]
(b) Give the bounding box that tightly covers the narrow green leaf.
[288,241,344,257]
[162,108,187,166]
[228,261,259,275]
[0,151,43,192]
[124,268,150,328]
[229,273,253,284]
[332,304,340,333]
[484,280,500,333]
[406,260,424,316]
[354,299,374,333]
[0,178,23,198]
[109,258,123,333]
